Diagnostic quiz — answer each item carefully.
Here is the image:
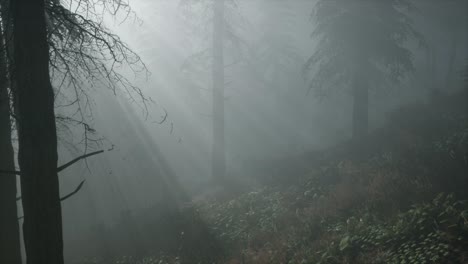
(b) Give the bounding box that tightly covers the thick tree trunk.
[0,23,21,264]
[13,0,64,263]
[212,0,226,182]
[352,76,369,141]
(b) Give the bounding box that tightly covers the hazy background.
[26,0,466,261]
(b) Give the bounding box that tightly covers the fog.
[5,0,468,263]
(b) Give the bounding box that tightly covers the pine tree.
[179,0,245,182]
[305,0,420,141]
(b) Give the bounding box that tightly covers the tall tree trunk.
[444,31,458,89]
[0,22,21,264]
[13,0,64,263]
[464,0,468,176]
[465,60,468,172]
[212,0,226,182]
[352,76,369,141]
[426,42,438,91]
[464,1,468,173]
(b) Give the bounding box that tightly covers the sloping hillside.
[193,92,468,264]
[78,92,468,264]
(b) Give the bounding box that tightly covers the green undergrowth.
[306,193,468,264]
[191,93,468,263]
[196,187,468,264]
[77,93,468,263]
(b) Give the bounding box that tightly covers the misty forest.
[0,0,468,263]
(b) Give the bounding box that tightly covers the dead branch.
[153,108,168,124]
[16,180,85,202]
[4,149,103,177]
[57,149,104,172]
[60,180,85,201]
[18,180,86,219]
[0,170,21,176]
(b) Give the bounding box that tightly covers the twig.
[60,180,85,201]
[153,108,168,124]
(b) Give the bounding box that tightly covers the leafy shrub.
[312,193,468,264]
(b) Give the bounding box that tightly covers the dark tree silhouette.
[417,0,466,91]
[13,0,64,263]
[4,0,147,263]
[180,0,245,182]
[246,0,303,91]
[305,0,421,141]
[0,21,21,264]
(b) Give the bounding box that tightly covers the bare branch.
[153,108,168,124]
[57,149,104,172]
[4,148,108,178]
[60,180,85,201]
[0,170,21,176]
[17,180,86,219]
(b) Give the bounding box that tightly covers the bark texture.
[0,20,21,264]
[13,0,64,263]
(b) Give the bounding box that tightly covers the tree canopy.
[305,0,422,97]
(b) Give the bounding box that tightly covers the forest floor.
[80,92,468,264]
